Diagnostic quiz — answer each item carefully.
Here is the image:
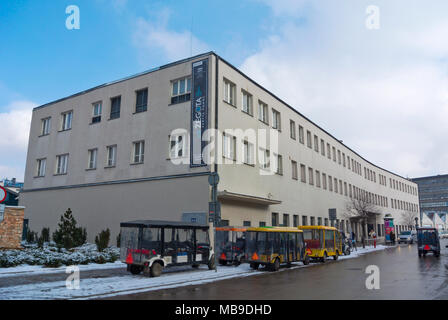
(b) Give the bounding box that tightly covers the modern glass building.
[412,174,448,229]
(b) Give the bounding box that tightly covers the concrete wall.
[20,175,210,243]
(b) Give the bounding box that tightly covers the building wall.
[0,206,25,249]
[20,175,210,242]
[215,58,420,232]
[22,53,217,242]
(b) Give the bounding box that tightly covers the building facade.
[412,174,448,230]
[21,52,420,242]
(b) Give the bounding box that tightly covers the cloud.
[0,100,37,181]
[133,8,209,62]
[240,0,448,178]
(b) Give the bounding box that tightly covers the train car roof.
[246,226,303,233]
[120,220,208,229]
[298,226,338,231]
[215,226,247,232]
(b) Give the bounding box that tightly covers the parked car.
[439,230,448,239]
[398,230,416,244]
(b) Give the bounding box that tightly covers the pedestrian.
[372,231,377,248]
[390,230,396,245]
[351,231,357,251]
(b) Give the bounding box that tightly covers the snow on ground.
[0,261,124,279]
[0,244,390,300]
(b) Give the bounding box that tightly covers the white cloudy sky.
[1,0,447,181]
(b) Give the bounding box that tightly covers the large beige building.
[21,52,420,242]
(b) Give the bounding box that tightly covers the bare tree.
[344,194,382,240]
[401,211,417,228]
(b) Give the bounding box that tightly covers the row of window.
[39,77,192,136]
[35,135,187,177]
[291,161,419,212]
[223,77,417,196]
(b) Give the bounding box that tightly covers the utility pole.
[208,172,220,272]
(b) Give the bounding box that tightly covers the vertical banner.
[190,58,209,167]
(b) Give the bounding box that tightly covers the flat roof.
[33,51,417,183]
[412,174,448,182]
[246,226,303,233]
[298,226,338,231]
[120,220,208,229]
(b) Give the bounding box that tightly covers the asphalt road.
[110,239,448,300]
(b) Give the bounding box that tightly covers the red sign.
[0,186,6,204]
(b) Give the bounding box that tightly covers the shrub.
[26,230,38,243]
[95,229,110,252]
[52,208,87,250]
[41,227,50,242]
[116,232,121,248]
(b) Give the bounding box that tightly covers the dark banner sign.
[190,58,209,167]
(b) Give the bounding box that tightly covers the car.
[398,230,417,244]
[439,230,448,239]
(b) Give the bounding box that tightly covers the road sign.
[0,186,6,204]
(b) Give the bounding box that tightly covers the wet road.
[111,239,448,300]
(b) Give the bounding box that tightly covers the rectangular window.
[290,120,296,140]
[272,212,279,227]
[170,134,186,159]
[302,216,308,226]
[347,156,351,169]
[306,131,312,149]
[110,96,121,120]
[342,153,346,167]
[300,164,306,183]
[106,145,117,167]
[171,77,191,104]
[241,90,253,115]
[55,154,68,175]
[338,150,341,164]
[293,215,299,227]
[308,167,314,185]
[272,109,281,130]
[92,102,102,124]
[258,101,269,124]
[36,158,46,177]
[291,160,298,180]
[314,135,319,152]
[274,154,283,175]
[298,126,304,144]
[320,139,325,156]
[41,117,51,135]
[61,111,73,131]
[310,217,315,226]
[135,88,148,113]
[329,176,333,192]
[243,141,254,165]
[332,147,336,162]
[334,178,338,193]
[133,141,145,164]
[87,149,97,169]
[283,214,290,227]
[322,173,327,190]
[260,148,270,170]
[327,143,331,159]
[243,221,251,227]
[316,171,321,188]
[223,79,236,106]
[222,133,236,160]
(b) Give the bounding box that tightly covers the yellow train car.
[244,226,309,271]
[298,226,343,263]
